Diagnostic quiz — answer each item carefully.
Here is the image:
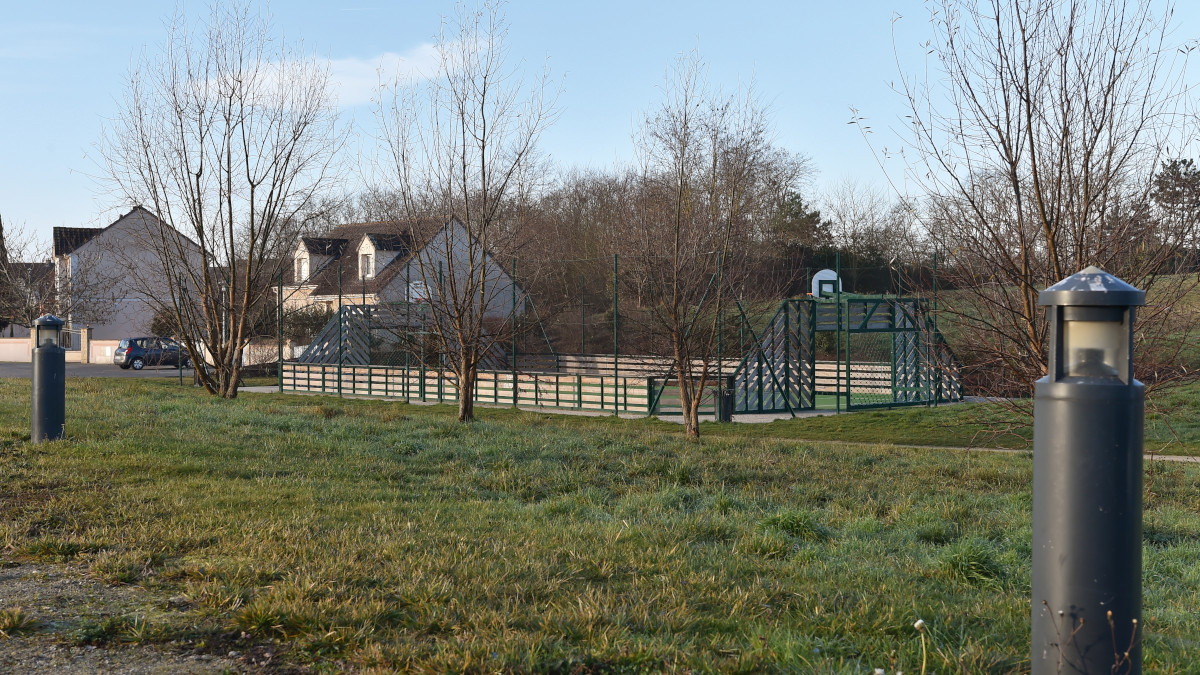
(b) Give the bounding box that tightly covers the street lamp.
[1032,266,1145,675]
[31,314,66,442]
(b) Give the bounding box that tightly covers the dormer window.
[296,257,309,282]
[361,253,374,279]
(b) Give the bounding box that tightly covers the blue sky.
[2,1,1192,250]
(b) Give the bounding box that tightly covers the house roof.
[366,232,412,251]
[291,215,526,304]
[301,237,349,256]
[296,219,430,297]
[53,205,198,257]
[13,261,54,279]
[7,262,54,289]
[53,227,104,257]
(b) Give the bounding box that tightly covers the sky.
[2,0,1194,254]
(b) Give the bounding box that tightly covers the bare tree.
[621,52,801,438]
[0,216,54,333]
[822,179,916,265]
[888,0,1199,403]
[375,0,559,422]
[100,0,346,398]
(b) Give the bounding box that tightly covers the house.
[52,206,200,340]
[285,216,524,319]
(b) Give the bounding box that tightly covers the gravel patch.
[0,562,251,674]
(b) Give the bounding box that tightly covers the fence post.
[612,253,619,415]
[277,272,284,393]
[581,274,586,354]
[512,258,518,408]
[932,249,940,407]
[405,263,412,402]
[79,325,90,364]
[783,296,791,411]
[835,251,843,413]
[716,252,724,421]
[337,265,344,397]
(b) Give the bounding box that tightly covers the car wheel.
[131,357,145,370]
[119,364,131,370]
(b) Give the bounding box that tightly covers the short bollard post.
[1032,267,1145,674]
[31,314,67,443]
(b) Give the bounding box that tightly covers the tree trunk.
[674,341,700,439]
[221,366,240,399]
[458,364,477,422]
[681,386,700,439]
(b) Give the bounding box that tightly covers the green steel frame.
[728,295,961,413]
[287,292,961,417]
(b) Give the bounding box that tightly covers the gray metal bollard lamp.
[31,314,67,442]
[1032,266,1145,675]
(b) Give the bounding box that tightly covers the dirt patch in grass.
[0,562,274,674]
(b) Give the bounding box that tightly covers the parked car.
[114,337,191,370]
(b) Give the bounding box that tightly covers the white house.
[52,206,200,340]
[285,216,524,319]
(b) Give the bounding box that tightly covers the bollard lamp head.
[1039,266,1144,383]
[32,314,65,349]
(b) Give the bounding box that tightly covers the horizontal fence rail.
[282,362,660,415]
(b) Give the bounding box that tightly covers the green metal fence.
[726,295,961,413]
[281,361,660,415]
[283,292,961,416]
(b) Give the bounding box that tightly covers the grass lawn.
[703,381,1200,457]
[2,378,1199,672]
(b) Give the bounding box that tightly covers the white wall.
[58,209,200,341]
[90,339,121,364]
[408,219,525,319]
[0,338,31,362]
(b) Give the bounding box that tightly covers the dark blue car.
[114,337,191,370]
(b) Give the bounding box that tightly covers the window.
[296,257,309,282]
[361,253,374,279]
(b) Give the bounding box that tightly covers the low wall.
[0,337,31,362]
[90,340,122,365]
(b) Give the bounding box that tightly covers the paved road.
[0,362,193,379]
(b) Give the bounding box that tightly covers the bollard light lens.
[37,326,59,348]
[1061,307,1127,380]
